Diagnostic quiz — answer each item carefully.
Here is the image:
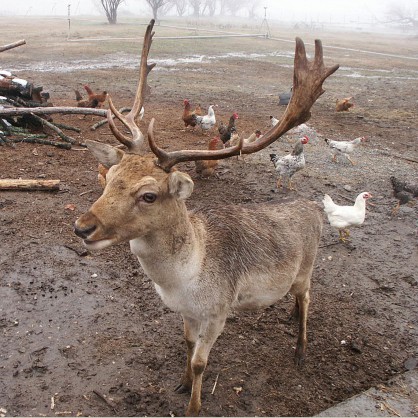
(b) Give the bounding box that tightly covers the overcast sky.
[1,0,416,23]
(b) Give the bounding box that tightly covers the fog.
[1,0,416,26]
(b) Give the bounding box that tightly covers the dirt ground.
[0,17,417,417]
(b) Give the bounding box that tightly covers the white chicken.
[196,105,216,133]
[325,136,366,165]
[323,192,372,242]
[269,136,309,190]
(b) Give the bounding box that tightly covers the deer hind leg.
[186,316,227,417]
[288,297,300,322]
[294,289,310,366]
[290,275,311,366]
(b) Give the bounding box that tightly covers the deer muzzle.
[74,212,115,251]
[74,223,96,240]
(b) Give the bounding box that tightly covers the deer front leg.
[186,316,227,417]
[175,315,200,394]
[294,289,310,366]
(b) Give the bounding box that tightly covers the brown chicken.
[194,136,224,178]
[182,99,202,128]
[336,97,354,112]
[84,84,108,107]
[219,112,239,144]
[74,89,99,108]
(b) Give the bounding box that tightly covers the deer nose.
[74,224,97,240]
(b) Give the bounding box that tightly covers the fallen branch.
[0,179,60,191]
[0,39,26,53]
[12,137,71,149]
[0,106,108,118]
[30,113,76,144]
[53,122,81,133]
[92,390,118,414]
[211,373,220,395]
[390,153,418,164]
[90,107,130,131]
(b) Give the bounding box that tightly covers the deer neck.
[129,202,204,287]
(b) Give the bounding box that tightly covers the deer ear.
[168,171,194,200]
[85,140,125,168]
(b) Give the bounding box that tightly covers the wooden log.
[0,106,108,118]
[0,179,60,191]
[0,40,26,53]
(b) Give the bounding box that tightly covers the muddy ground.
[0,17,417,417]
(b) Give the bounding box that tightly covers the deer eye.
[141,193,157,204]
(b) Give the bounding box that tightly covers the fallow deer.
[74,20,339,416]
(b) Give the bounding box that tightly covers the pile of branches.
[0,39,108,150]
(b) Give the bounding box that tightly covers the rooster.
[182,99,202,128]
[195,105,216,133]
[194,136,224,178]
[218,112,239,144]
[269,136,309,190]
[336,97,354,112]
[74,89,99,108]
[323,192,372,242]
[390,176,418,216]
[83,84,108,107]
[325,136,366,165]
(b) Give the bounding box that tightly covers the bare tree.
[386,3,418,30]
[219,0,227,15]
[100,0,124,24]
[188,0,202,17]
[205,0,217,17]
[247,0,260,19]
[225,0,246,17]
[173,0,187,16]
[145,0,172,21]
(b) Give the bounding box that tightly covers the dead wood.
[390,153,418,164]
[53,123,81,133]
[0,106,108,118]
[0,179,60,191]
[12,137,71,149]
[0,39,26,53]
[90,107,131,131]
[29,113,76,144]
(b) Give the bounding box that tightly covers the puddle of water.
[7,50,418,81]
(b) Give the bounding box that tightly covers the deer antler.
[107,19,156,153]
[148,119,244,171]
[241,38,339,154]
[147,37,339,172]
